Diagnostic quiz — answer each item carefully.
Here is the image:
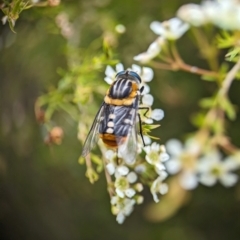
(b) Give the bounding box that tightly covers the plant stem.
[170,41,218,77]
[218,57,240,97]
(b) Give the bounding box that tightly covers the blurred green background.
[1,0,240,239]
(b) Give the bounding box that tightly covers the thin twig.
[170,41,219,77]
[219,57,240,97]
[177,61,219,77]
[100,147,115,198]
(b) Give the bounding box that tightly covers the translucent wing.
[114,101,139,164]
[118,122,138,165]
[81,102,106,157]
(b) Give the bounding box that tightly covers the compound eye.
[129,71,141,82]
[115,70,126,77]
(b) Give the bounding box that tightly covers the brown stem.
[99,147,115,198]
[170,41,219,77]
[85,154,92,169]
[177,61,219,77]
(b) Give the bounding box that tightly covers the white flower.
[104,64,154,89]
[111,196,136,224]
[133,37,165,63]
[104,63,124,85]
[151,174,169,203]
[202,0,240,30]
[197,150,239,187]
[150,18,189,40]
[144,142,169,172]
[165,138,199,190]
[115,176,133,198]
[114,168,139,198]
[177,3,208,27]
[165,138,200,174]
[115,198,136,224]
[165,139,184,174]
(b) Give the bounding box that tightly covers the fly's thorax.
[105,80,141,106]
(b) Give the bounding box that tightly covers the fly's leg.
[138,113,146,146]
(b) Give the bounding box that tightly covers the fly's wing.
[81,102,106,157]
[118,122,138,165]
[115,97,139,165]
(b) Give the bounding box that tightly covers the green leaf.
[85,168,99,184]
[201,75,217,81]
[78,156,85,164]
[218,97,236,120]
[199,97,215,109]
[191,112,205,127]
[216,31,235,49]
[225,47,240,62]
[91,154,103,173]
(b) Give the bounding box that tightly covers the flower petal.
[160,152,170,162]
[142,67,154,82]
[165,139,183,156]
[131,64,141,74]
[106,163,115,175]
[116,212,125,224]
[180,171,198,190]
[127,171,138,183]
[143,135,152,145]
[141,83,150,95]
[104,76,114,85]
[159,183,168,195]
[150,21,165,35]
[165,159,181,174]
[125,188,136,198]
[219,173,238,187]
[117,166,129,176]
[151,109,164,121]
[199,173,217,186]
[116,188,125,198]
[142,94,154,106]
[151,142,160,152]
[105,65,115,77]
[116,63,124,72]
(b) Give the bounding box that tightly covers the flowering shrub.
[7,0,240,224]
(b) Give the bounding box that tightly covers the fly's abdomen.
[99,104,136,148]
